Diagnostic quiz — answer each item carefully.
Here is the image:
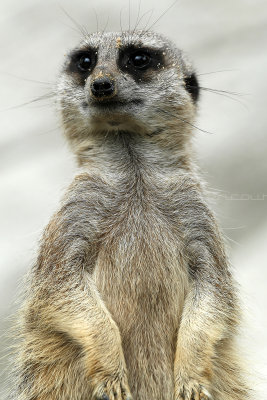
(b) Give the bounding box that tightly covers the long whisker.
[93,8,99,32]
[0,71,53,86]
[132,0,142,33]
[200,87,246,97]
[188,85,248,107]
[1,92,56,112]
[156,107,214,135]
[101,16,110,35]
[128,0,131,32]
[141,9,154,32]
[35,126,60,137]
[59,5,88,38]
[59,20,84,36]
[120,7,124,32]
[147,0,181,31]
[200,87,248,107]
[198,69,238,76]
[138,9,154,33]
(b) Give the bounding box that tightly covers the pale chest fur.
[90,175,189,398]
[90,170,189,381]
[93,210,188,321]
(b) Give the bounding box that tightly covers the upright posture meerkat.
[14,31,250,400]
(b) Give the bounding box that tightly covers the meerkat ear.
[184,73,199,102]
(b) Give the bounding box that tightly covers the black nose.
[91,77,115,98]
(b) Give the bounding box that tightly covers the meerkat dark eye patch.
[67,49,97,75]
[184,73,199,102]
[118,45,164,81]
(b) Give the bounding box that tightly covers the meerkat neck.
[71,130,194,176]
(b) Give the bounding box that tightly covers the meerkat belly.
[93,215,188,400]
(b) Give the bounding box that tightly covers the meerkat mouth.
[108,121,120,126]
[89,98,143,109]
[85,99,144,129]
[89,107,144,132]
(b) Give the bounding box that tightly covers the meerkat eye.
[129,51,151,70]
[77,53,92,72]
[66,49,97,83]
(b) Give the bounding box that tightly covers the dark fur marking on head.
[117,45,165,83]
[184,73,199,102]
[65,48,98,85]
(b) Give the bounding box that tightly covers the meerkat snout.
[90,76,116,99]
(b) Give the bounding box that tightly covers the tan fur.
[11,30,251,400]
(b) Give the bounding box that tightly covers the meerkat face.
[58,31,199,145]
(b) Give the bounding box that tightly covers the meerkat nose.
[91,77,115,99]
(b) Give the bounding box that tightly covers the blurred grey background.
[0,0,266,396]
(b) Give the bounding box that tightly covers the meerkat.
[13,30,251,400]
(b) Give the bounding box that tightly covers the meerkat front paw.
[93,373,132,400]
[175,377,212,400]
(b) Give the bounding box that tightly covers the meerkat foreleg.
[174,285,224,399]
[19,284,131,400]
[174,241,237,400]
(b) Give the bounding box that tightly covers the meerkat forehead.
[82,31,174,52]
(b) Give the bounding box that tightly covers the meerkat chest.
[92,195,188,330]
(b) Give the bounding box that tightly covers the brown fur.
[12,30,251,400]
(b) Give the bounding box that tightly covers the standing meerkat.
[13,30,250,400]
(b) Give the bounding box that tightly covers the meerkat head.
[58,30,199,157]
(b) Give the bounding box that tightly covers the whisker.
[1,92,56,112]
[133,0,142,34]
[141,9,154,32]
[59,5,88,38]
[101,16,110,35]
[188,85,248,107]
[136,8,154,31]
[59,20,84,36]
[200,87,248,107]
[35,126,60,137]
[128,0,131,32]
[0,71,53,86]
[147,0,181,31]
[156,107,214,135]
[120,7,124,32]
[93,8,99,32]
[198,69,238,76]
[199,86,246,97]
